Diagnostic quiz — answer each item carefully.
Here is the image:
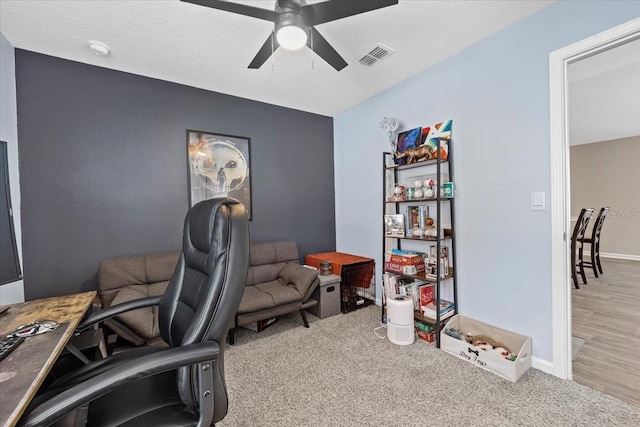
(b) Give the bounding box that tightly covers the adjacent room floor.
[572,258,640,407]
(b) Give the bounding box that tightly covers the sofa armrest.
[279,263,320,302]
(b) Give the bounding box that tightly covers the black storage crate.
[340,261,375,313]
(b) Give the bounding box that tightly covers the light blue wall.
[334,1,640,363]
[0,33,24,304]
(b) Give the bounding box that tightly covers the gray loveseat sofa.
[229,240,320,344]
[97,241,319,347]
[97,250,179,347]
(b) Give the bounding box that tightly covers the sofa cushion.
[110,285,161,340]
[250,241,300,265]
[246,263,287,286]
[245,241,300,286]
[98,251,179,308]
[237,279,302,314]
[145,252,180,283]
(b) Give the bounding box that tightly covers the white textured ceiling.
[0,0,553,117]
[568,38,640,146]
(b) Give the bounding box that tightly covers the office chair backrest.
[159,197,249,422]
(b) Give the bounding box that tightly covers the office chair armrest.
[76,295,162,331]
[19,340,221,427]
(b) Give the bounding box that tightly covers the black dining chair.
[571,208,594,289]
[579,207,609,278]
[20,198,250,427]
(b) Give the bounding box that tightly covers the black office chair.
[579,206,609,278]
[20,197,250,427]
[571,208,593,289]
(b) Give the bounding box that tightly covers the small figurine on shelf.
[424,187,435,198]
[389,184,406,201]
[423,179,435,198]
[395,144,433,164]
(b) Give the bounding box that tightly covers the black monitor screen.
[0,140,22,285]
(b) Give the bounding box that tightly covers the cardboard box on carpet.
[440,314,531,382]
[240,317,279,332]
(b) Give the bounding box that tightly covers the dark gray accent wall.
[15,50,335,301]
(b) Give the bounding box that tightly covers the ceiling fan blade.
[308,28,348,71]
[304,0,398,26]
[181,0,277,22]
[248,33,279,69]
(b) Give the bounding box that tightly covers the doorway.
[549,17,640,381]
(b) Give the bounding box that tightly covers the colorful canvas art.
[420,119,452,161]
[394,127,422,164]
[394,120,452,165]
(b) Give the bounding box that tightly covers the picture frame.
[384,214,405,237]
[186,130,252,219]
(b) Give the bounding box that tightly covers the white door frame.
[549,17,640,380]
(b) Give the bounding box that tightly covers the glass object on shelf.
[423,187,435,198]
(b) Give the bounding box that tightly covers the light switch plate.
[531,191,545,211]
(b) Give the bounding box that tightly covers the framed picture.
[186,130,252,219]
[384,214,405,237]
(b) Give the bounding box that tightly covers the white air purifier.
[387,295,415,345]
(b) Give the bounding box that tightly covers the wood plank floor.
[572,257,640,407]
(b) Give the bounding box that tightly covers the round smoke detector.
[88,40,110,57]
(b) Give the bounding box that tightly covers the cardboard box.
[414,320,435,333]
[384,252,425,275]
[240,317,279,332]
[416,329,436,342]
[440,315,532,382]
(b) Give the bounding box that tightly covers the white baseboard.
[599,252,640,261]
[532,357,554,375]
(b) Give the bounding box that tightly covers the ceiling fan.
[181,0,399,71]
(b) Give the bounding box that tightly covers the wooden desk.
[0,291,96,427]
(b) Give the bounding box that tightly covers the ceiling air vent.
[358,43,395,67]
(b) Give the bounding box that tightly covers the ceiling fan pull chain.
[311,29,315,69]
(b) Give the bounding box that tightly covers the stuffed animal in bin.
[465,334,516,361]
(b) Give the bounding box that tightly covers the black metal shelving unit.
[381,137,458,348]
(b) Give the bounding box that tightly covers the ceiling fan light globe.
[276,25,307,50]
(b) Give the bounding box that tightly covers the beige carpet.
[220,306,640,426]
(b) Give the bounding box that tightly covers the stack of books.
[421,299,456,320]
